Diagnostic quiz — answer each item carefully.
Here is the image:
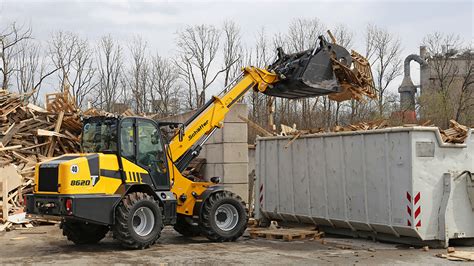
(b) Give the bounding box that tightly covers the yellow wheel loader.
[26,35,375,249]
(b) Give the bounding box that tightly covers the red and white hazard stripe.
[406,191,421,227]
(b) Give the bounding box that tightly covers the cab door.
[136,119,170,190]
[119,118,170,190]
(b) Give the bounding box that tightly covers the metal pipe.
[398,54,428,111]
[403,54,427,78]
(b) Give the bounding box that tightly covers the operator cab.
[81,116,178,190]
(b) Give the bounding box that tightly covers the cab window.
[82,119,117,153]
[137,120,166,174]
[120,119,135,162]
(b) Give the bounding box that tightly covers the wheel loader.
[26,34,375,249]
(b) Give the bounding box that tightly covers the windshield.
[82,118,118,153]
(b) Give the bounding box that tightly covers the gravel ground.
[0,225,470,264]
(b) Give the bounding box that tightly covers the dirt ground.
[0,225,470,264]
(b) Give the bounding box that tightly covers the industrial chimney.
[398,53,428,111]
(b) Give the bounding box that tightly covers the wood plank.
[284,133,301,149]
[238,115,273,137]
[449,251,474,261]
[1,177,8,222]
[248,228,322,242]
[36,129,71,139]
[46,111,64,157]
[0,145,22,151]
[0,123,22,146]
[19,142,49,150]
[11,151,36,164]
[26,103,47,113]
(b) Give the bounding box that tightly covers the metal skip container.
[255,127,474,247]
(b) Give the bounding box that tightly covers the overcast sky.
[0,0,472,95]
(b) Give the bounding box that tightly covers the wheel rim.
[132,207,155,236]
[215,203,239,231]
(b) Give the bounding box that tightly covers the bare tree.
[222,20,242,87]
[127,36,149,114]
[70,39,97,108]
[331,24,357,123]
[272,31,288,52]
[149,54,182,117]
[254,28,272,67]
[247,28,274,134]
[420,33,473,127]
[365,24,403,116]
[176,24,225,107]
[94,35,123,112]
[175,54,197,110]
[287,18,325,52]
[13,40,43,101]
[49,31,97,108]
[0,23,32,90]
[332,24,353,49]
[456,51,474,125]
[283,18,328,128]
[49,31,79,90]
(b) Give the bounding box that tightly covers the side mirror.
[179,125,185,142]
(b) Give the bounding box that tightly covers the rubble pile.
[245,117,470,145]
[0,89,82,230]
[440,120,470,144]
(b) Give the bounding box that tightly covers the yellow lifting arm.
[168,67,278,166]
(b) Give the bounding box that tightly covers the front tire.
[61,220,109,245]
[112,192,163,249]
[200,190,248,242]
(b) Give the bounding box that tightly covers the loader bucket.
[266,36,376,102]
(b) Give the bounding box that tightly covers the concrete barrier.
[161,104,249,202]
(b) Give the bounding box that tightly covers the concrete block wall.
[161,103,249,202]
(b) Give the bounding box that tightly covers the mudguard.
[192,185,225,219]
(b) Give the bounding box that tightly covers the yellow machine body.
[26,35,375,248]
[33,152,212,216]
[28,36,375,237]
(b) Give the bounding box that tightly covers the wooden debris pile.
[325,30,377,102]
[0,89,82,228]
[332,119,389,132]
[278,119,390,137]
[278,119,470,145]
[248,223,324,242]
[0,89,81,168]
[440,120,470,144]
[83,107,136,117]
[241,115,471,145]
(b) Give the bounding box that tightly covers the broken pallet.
[248,228,323,241]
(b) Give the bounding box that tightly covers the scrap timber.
[0,89,82,229]
[248,227,324,241]
[241,115,470,145]
[0,88,142,230]
[440,120,470,144]
[326,30,377,102]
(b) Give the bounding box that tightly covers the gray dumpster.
[255,127,474,247]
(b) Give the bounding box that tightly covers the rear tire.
[61,220,109,245]
[200,190,248,242]
[112,192,163,249]
[174,215,201,237]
